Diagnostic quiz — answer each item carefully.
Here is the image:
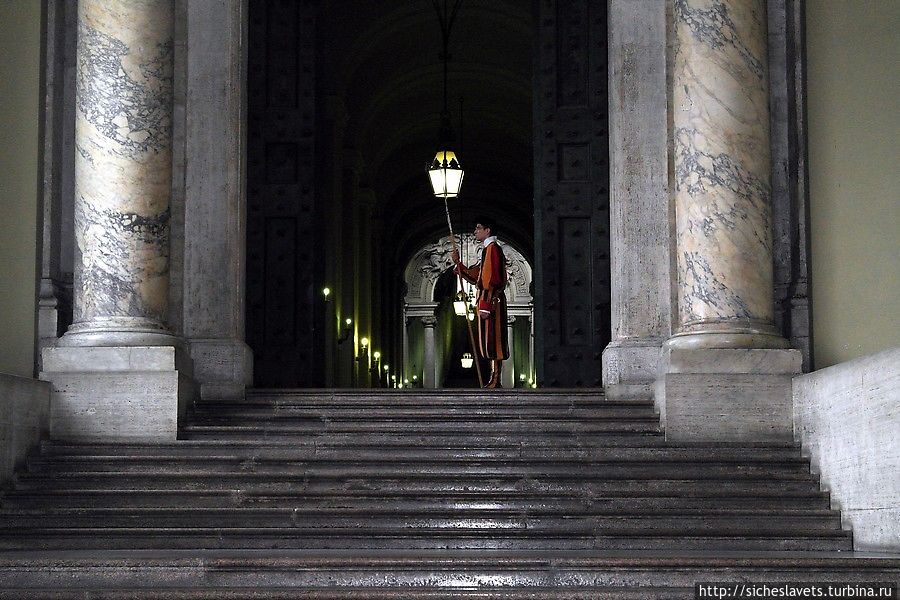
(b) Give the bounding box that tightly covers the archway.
[402,234,533,388]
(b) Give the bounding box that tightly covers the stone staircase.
[0,389,897,598]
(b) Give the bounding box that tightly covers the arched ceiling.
[318,0,534,265]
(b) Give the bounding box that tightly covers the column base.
[602,339,665,398]
[41,345,194,442]
[58,317,180,347]
[656,346,801,442]
[667,324,792,350]
[189,338,253,400]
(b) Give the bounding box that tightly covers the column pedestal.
[43,345,192,441]
[657,346,800,442]
[187,339,252,401]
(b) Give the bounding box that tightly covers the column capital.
[421,316,437,328]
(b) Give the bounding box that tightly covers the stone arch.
[402,234,534,388]
[403,234,533,306]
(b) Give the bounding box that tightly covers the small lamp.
[453,291,468,317]
[322,287,331,301]
[460,352,474,369]
[338,318,352,344]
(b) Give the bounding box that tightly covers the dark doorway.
[245,0,609,388]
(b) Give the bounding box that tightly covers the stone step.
[39,441,803,461]
[0,588,692,600]
[178,420,661,435]
[0,504,841,519]
[239,389,618,405]
[188,409,659,423]
[1,550,896,596]
[0,528,853,551]
[0,504,840,531]
[0,512,840,537]
[8,475,823,495]
[46,435,678,452]
[1,491,832,511]
[23,458,811,478]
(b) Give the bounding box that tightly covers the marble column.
[603,0,672,395]
[658,0,800,441]
[502,316,515,389]
[422,316,437,389]
[42,0,191,442]
[63,0,176,346]
[671,0,790,349]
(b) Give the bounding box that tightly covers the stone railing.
[0,373,50,487]
[793,347,900,550]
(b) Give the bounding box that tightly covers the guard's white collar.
[482,235,498,248]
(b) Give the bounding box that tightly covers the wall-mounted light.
[373,351,381,361]
[383,364,389,372]
[360,337,369,349]
[322,287,331,301]
[460,352,473,369]
[338,317,352,344]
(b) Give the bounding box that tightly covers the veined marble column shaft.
[671,0,788,349]
[64,0,175,346]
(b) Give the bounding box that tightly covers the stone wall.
[793,347,900,551]
[0,374,50,487]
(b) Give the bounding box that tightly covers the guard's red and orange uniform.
[455,240,509,362]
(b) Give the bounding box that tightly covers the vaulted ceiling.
[318,0,534,266]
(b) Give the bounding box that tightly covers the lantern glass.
[453,291,468,317]
[429,150,465,198]
[460,352,474,369]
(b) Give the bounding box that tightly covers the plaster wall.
[806,1,900,368]
[0,1,42,377]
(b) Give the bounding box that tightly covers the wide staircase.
[0,389,896,598]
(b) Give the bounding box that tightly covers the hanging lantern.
[460,352,474,369]
[429,150,465,198]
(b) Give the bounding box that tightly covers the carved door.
[534,0,610,386]
[246,0,323,387]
